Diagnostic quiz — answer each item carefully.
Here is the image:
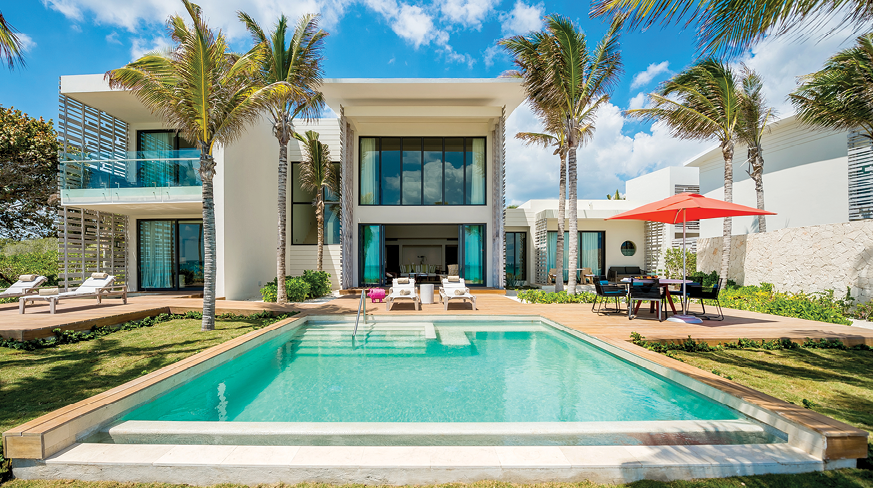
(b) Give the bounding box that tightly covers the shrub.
[261,276,310,303]
[517,289,597,304]
[663,248,696,279]
[717,284,852,325]
[302,270,331,298]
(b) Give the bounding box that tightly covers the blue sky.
[0,1,856,203]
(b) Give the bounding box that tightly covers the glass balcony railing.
[59,150,202,190]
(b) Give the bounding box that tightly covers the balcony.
[60,151,203,211]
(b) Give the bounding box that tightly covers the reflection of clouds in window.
[402,169,421,203]
[423,156,442,204]
[384,176,400,190]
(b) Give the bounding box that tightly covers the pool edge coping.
[3,312,867,462]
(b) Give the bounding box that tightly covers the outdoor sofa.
[607,266,646,282]
[19,273,127,314]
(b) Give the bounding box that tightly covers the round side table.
[420,284,435,304]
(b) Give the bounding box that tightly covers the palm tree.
[516,115,568,292]
[294,130,338,271]
[0,12,25,69]
[590,0,873,56]
[790,32,873,140]
[627,59,741,281]
[107,0,291,330]
[737,66,777,233]
[238,12,327,304]
[502,15,623,294]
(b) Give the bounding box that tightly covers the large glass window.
[291,162,341,245]
[138,219,203,290]
[359,136,486,206]
[547,231,605,281]
[360,224,383,285]
[136,130,198,187]
[505,232,526,281]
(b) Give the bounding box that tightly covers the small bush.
[517,289,597,304]
[663,248,696,279]
[630,332,871,354]
[302,270,332,298]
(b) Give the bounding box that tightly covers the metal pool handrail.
[353,290,366,336]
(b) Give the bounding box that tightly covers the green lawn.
[3,471,873,488]
[670,347,873,463]
[0,316,281,435]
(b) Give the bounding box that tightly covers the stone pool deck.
[3,291,871,484]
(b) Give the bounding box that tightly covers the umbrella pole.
[668,208,702,323]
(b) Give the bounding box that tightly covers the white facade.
[685,115,850,239]
[57,75,524,299]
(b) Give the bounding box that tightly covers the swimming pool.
[123,319,741,424]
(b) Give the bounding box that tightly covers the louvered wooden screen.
[849,131,873,221]
[493,107,506,288]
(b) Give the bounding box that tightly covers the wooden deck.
[4,291,873,346]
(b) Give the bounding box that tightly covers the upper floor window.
[291,162,341,245]
[359,137,486,206]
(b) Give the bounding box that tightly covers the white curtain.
[360,138,378,204]
[470,138,486,204]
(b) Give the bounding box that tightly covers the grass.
[0,315,283,435]
[2,470,873,488]
[670,347,873,463]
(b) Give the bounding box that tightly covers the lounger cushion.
[19,275,38,282]
[396,278,410,284]
[39,288,59,296]
[400,289,411,296]
[454,289,466,295]
[91,272,109,279]
[447,276,460,282]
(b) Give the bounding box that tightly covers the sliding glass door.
[138,219,204,291]
[505,232,526,281]
[360,225,383,286]
[547,231,605,281]
[460,225,485,285]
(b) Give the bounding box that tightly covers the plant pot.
[505,289,518,297]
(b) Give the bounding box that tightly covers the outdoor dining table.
[621,278,694,316]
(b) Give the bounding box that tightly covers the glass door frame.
[137,218,204,291]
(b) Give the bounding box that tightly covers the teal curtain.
[138,131,173,187]
[139,220,175,289]
[547,231,572,281]
[360,138,379,204]
[505,232,526,280]
[361,225,382,284]
[463,225,484,285]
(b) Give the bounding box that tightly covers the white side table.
[420,284,435,304]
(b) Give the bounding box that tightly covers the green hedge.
[260,270,332,303]
[517,290,597,304]
[0,239,59,303]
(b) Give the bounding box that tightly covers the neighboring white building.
[57,76,524,299]
[684,114,853,239]
[504,166,699,284]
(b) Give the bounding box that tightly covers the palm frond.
[0,12,25,70]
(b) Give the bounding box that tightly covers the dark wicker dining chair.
[628,278,667,321]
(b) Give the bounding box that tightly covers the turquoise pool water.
[123,320,741,423]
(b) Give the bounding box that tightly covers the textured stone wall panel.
[697,220,873,301]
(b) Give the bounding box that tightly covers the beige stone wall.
[697,220,873,302]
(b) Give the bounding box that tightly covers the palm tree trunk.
[751,148,766,233]
[276,138,289,304]
[567,147,578,295]
[555,153,566,292]
[316,194,324,271]
[719,141,734,284]
[200,153,217,331]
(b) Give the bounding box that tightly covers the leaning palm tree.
[0,12,25,69]
[239,12,327,304]
[294,130,338,271]
[627,59,742,281]
[591,0,873,56]
[516,114,569,292]
[107,0,291,330]
[502,14,623,294]
[790,32,873,141]
[737,66,777,233]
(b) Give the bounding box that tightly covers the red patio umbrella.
[607,192,775,323]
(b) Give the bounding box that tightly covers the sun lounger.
[439,276,477,311]
[19,273,127,314]
[386,277,420,311]
[0,275,48,300]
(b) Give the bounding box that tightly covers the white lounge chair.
[0,275,48,300]
[386,277,420,311]
[439,276,477,311]
[19,273,127,314]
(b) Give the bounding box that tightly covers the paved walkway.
[3,291,873,345]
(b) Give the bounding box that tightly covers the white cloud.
[105,32,121,44]
[441,44,476,68]
[630,61,670,90]
[505,102,707,204]
[439,0,498,28]
[392,4,438,48]
[130,36,172,61]
[388,56,395,64]
[499,1,543,36]
[16,33,36,52]
[627,92,647,110]
[483,44,503,68]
